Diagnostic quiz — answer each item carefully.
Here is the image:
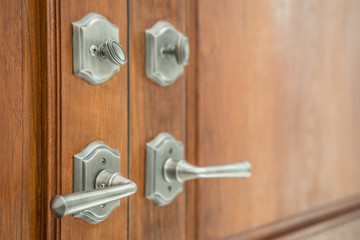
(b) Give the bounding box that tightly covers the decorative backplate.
[145,21,189,86]
[145,133,184,206]
[72,13,120,85]
[73,141,120,223]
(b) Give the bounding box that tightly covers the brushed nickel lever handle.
[51,170,137,219]
[145,133,252,206]
[163,159,251,183]
[50,141,137,223]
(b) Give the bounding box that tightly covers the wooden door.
[2,0,360,239]
[191,0,360,239]
[56,0,129,239]
[42,0,189,239]
[0,0,41,239]
[128,1,188,240]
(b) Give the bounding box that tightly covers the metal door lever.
[51,170,137,219]
[50,141,137,223]
[145,133,251,206]
[163,159,251,183]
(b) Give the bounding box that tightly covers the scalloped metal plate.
[145,21,186,86]
[72,13,120,85]
[73,141,120,223]
[145,133,184,206]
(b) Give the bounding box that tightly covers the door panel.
[59,0,128,238]
[195,0,360,239]
[128,1,187,240]
[0,0,41,239]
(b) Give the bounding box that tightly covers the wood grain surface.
[277,208,360,240]
[304,219,360,240]
[128,0,187,239]
[40,0,61,238]
[195,0,360,239]
[58,0,128,239]
[185,0,200,239]
[0,0,42,239]
[302,217,360,240]
[3,0,360,239]
[230,195,360,240]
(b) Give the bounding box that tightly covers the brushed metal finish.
[50,172,137,219]
[145,133,251,206]
[99,37,127,65]
[72,13,127,85]
[145,133,184,206]
[145,21,190,86]
[50,142,137,223]
[163,159,251,183]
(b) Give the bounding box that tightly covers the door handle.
[50,141,137,223]
[145,133,251,206]
[51,170,137,219]
[163,159,251,183]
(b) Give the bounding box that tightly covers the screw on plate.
[90,45,98,56]
[99,183,106,208]
[101,158,106,165]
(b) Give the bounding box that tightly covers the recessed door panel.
[195,1,360,239]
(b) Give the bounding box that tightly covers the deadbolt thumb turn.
[73,13,127,85]
[145,133,252,206]
[146,21,190,86]
[50,142,137,224]
[98,37,127,66]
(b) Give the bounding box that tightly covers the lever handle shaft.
[164,159,251,183]
[50,172,137,218]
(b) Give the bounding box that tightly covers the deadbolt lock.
[145,21,190,87]
[72,13,127,85]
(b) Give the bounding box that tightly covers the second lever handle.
[163,159,251,183]
[145,133,252,206]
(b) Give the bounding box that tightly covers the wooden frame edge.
[40,0,61,238]
[185,0,200,239]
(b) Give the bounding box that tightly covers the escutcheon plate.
[145,133,184,206]
[145,21,187,86]
[72,13,120,85]
[73,141,120,223]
